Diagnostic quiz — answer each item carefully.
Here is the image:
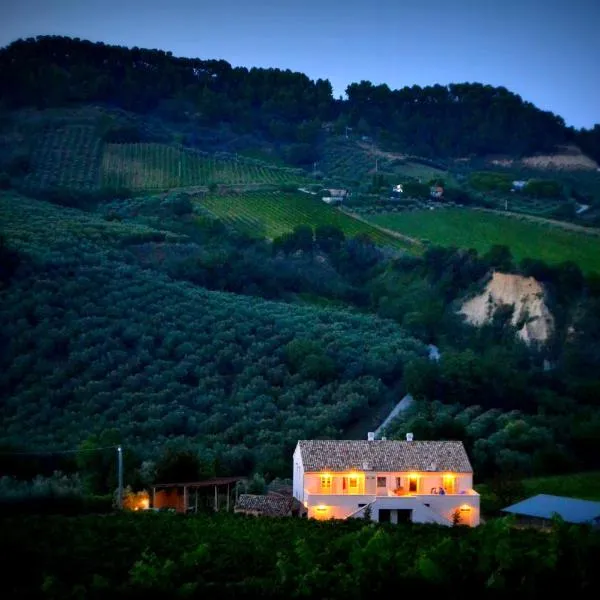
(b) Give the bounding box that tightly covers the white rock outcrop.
[460,272,554,344]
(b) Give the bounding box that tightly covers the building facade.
[293,438,480,526]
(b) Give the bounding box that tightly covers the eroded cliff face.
[460,272,554,344]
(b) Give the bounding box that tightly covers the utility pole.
[345,126,352,139]
[375,158,379,173]
[117,445,123,509]
[313,162,318,178]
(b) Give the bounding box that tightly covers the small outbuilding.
[152,477,244,513]
[321,188,348,205]
[511,180,528,191]
[502,494,600,527]
[430,185,444,199]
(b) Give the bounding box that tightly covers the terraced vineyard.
[197,191,417,250]
[101,144,304,190]
[25,124,102,190]
[321,139,380,181]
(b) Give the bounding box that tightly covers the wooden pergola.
[151,477,244,513]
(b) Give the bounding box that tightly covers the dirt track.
[473,207,600,238]
[339,208,423,247]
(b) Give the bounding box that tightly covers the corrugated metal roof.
[297,440,472,473]
[502,494,600,524]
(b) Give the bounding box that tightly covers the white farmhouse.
[293,436,480,526]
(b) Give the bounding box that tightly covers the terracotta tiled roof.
[297,440,473,473]
[235,494,294,516]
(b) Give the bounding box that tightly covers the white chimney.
[381,436,387,441]
[406,432,414,442]
[367,432,375,441]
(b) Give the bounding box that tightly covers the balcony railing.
[306,486,366,496]
[306,488,479,498]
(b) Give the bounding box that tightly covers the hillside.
[196,190,417,250]
[1,35,596,165]
[1,34,600,497]
[0,191,426,474]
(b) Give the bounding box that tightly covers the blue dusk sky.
[1,0,598,128]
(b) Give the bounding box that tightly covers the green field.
[101,143,304,190]
[197,191,416,250]
[368,208,600,274]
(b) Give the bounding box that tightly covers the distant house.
[512,180,528,191]
[321,188,348,205]
[293,436,480,526]
[430,186,444,199]
[235,494,304,517]
[390,184,404,200]
[502,494,600,528]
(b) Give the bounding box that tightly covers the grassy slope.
[197,191,418,251]
[368,208,600,274]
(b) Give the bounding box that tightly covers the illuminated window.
[320,475,332,491]
[408,476,418,493]
[349,476,358,489]
[395,477,402,489]
[377,476,387,488]
[443,474,456,494]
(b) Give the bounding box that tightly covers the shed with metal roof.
[502,494,600,526]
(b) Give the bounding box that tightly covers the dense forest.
[1,35,597,160]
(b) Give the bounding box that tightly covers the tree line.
[1,36,597,161]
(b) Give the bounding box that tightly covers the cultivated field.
[321,138,453,185]
[25,124,102,190]
[368,208,600,274]
[101,144,304,190]
[197,191,415,250]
